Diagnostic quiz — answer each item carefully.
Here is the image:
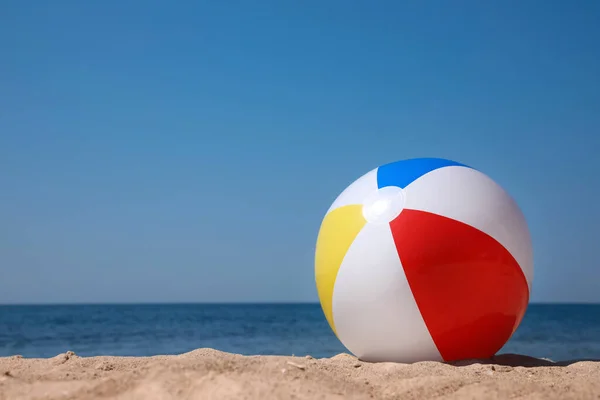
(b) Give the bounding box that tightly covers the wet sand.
[1,348,599,399]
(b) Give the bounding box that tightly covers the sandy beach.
[0,349,598,400]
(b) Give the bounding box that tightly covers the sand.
[0,349,599,400]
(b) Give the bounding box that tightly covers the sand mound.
[1,349,598,399]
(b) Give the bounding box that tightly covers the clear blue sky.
[1,1,599,304]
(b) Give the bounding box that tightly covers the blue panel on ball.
[376,158,470,189]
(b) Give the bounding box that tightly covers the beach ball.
[315,158,533,363]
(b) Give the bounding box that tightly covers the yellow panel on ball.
[314,205,366,336]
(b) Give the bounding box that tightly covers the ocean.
[0,303,599,362]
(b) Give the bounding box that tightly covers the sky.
[1,0,599,304]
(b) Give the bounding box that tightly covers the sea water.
[0,303,599,361]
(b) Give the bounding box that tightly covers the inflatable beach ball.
[315,158,533,363]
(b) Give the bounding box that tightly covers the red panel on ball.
[389,209,529,362]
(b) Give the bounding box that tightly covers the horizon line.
[1,300,599,307]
